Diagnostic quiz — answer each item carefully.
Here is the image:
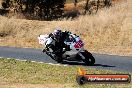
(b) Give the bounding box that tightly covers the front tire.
[81,50,95,65]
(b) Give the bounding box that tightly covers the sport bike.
[38,33,95,65]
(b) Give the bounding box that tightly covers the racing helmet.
[53,28,62,36]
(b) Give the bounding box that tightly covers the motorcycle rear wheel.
[54,55,63,63]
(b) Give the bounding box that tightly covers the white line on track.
[0,57,68,66]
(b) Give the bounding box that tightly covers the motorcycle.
[38,33,95,65]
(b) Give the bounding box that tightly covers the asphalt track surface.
[0,46,132,73]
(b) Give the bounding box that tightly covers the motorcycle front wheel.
[81,50,95,66]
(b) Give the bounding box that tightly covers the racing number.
[74,40,84,48]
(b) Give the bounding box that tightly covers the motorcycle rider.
[48,28,70,53]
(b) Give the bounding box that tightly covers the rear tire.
[46,44,63,63]
[54,55,63,63]
[81,50,95,65]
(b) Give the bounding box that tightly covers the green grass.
[0,58,131,88]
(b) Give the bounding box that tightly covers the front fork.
[78,51,85,60]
